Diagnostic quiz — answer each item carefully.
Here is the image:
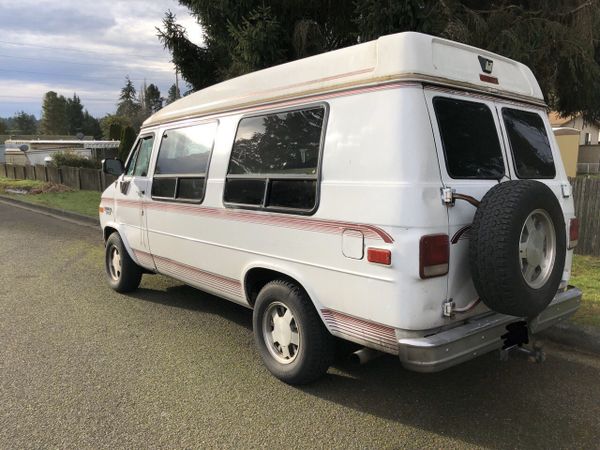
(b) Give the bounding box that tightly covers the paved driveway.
[0,202,599,449]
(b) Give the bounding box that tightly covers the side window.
[502,108,555,179]
[125,135,154,176]
[433,97,505,179]
[224,106,325,213]
[151,121,217,202]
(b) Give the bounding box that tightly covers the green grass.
[0,177,46,191]
[570,254,600,328]
[6,190,101,218]
[0,176,100,218]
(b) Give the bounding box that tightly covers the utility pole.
[175,68,181,99]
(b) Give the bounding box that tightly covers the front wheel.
[105,232,142,293]
[253,280,334,384]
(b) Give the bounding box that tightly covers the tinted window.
[224,179,266,205]
[155,122,216,175]
[151,177,176,198]
[433,97,504,179]
[228,107,324,175]
[502,108,555,179]
[224,105,325,213]
[177,178,204,200]
[268,180,316,209]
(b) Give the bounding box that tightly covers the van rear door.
[424,89,511,315]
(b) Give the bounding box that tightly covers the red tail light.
[569,218,579,249]
[367,248,392,265]
[420,234,449,279]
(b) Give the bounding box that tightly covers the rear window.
[502,108,555,179]
[433,97,505,179]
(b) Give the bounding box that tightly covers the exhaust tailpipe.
[352,347,384,365]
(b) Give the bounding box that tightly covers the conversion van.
[100,32,581,384]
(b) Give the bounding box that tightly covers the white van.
[100,32,581,384]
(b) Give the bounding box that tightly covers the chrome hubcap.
[519,209,556,289]
[262,302,300,364]
[108,246,122,281]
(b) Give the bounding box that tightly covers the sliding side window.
[224,105,326,213]
[151,122,217,202]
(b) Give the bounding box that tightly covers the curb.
[540,321,600,355]
[0,194,100,227]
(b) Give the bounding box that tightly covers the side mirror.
[102,158,124,176]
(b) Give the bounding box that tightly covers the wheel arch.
[242,263,324,312]
[102,222,137,263]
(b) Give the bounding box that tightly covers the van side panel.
[142,86,450,339]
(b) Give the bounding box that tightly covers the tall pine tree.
[158,0,600,121]
[40,91,68,135]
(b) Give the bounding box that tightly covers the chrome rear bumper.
[397,287,581,373]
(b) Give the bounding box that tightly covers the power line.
[0,39,164,60]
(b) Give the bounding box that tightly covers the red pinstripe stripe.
[321,309,398,351]
[152,254,243,298]
[112,199,393,243]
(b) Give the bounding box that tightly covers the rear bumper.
[397,287,581,373]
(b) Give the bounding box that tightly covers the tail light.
[420,234,449,279]
[367,248,392,265]
[569,218,579,249]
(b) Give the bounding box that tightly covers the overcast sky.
[0,0,204,119]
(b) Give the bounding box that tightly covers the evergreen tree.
[118,126,137,161]
[158,0,600,120]
[65,93,85,135]
[100,114,131,140]
[145,83,163,113]
[116,76,141,119]
[0,119,6,135]
[166,83,181,104]
[40,91,68,135]
[13,111,38,134]
[82,110,102,139]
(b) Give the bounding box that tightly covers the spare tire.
[469,180,566,317]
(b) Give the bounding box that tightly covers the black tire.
[253,280,334,384]
[469,180,566,317]
[104,232,142,293]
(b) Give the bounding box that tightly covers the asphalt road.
[1,202,599,449]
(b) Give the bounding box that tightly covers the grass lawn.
[0,177,100,218]
[570,254,600,328]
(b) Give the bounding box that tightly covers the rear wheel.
[253,280,334,384]
[105,232,142,293]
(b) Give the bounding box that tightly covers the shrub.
[52,151,100,169]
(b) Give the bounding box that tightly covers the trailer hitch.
[499,321,546,364]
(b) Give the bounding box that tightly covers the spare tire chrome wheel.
[519,209,556,289]
[470,180,566,318]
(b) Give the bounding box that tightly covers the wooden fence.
[571,177,600,256]
[0,163,117,193]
